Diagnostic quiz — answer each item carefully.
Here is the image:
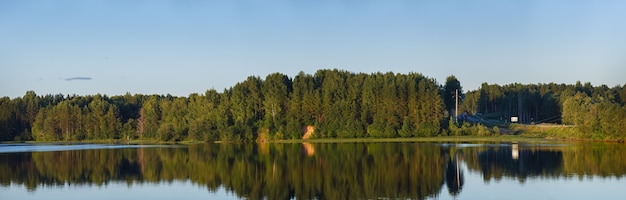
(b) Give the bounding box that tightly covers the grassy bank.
[4,139,192,145]
[271,135,550,144]
[512,124,625,143]
[4,136,551,145]
[7,129,622,144]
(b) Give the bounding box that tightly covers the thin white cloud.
[65,77,92,81]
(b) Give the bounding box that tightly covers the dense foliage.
[1,69,624,142]
[459,81,626,140]
[1,70,446,142]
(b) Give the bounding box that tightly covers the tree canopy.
[1,69,624,142]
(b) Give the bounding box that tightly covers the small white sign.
[511,116,519,123]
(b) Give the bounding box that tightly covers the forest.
[1,69,625,142]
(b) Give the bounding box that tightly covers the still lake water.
[1,142,625,200]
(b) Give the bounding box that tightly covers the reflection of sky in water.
[1,180,237,200]
[434,160,625,200]
[2,143,625,200]
[2,164,623,200]
[439,143,571,148]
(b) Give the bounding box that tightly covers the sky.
[1,0,625,98]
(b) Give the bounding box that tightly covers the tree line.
[459,81,626,141]
[1,69,625,142]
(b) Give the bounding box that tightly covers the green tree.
[444,75,462,117]
[261,73,292,139]
[229,76,263,140]
[138,95,161,139]
[460,90,480,115]
[398,116,414,137]
[415,78,444,136]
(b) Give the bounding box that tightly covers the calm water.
[1,142,625,200]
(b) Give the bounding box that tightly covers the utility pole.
[455,89,459,122]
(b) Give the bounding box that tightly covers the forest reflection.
[1,142,625,199]
[475,145,563,182]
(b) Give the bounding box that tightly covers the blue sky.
[1,0,625,98]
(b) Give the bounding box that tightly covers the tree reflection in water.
[0,143,447,199]
[1,142,625,199]
[476,145,563,182]
[445,154,464,196]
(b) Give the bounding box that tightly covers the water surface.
[1,142,625,199]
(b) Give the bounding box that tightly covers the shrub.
[493,126,500,136]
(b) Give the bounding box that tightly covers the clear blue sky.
[2,0,625,98]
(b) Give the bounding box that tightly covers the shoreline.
[4,135,623,145]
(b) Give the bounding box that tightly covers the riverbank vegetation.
[1,69,624,142]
